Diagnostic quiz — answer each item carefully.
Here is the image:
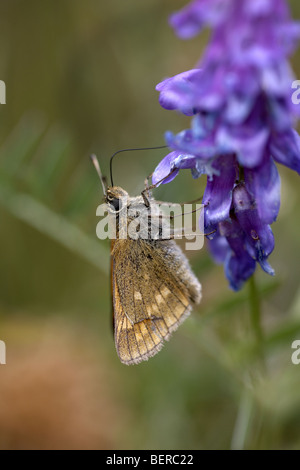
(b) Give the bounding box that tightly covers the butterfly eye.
[108,197,120,211]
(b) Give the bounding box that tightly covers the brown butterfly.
[91,148,201,365]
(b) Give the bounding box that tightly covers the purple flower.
[156,69,204,115]
[153,0,300,290]
[169,0,233,39]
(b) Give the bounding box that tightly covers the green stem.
[248,274,264,357]
[230,386,254,450]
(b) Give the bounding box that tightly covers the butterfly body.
[106,186,202,365]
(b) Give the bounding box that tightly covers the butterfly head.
[106,186,129,212]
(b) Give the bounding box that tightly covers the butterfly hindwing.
[111,238,201,365]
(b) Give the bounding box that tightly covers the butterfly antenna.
[90,154,107,196]
[109,145,168,187]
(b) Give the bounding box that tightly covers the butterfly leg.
[141,168,179,208]
[153,195,204,207]
[144,172,153,191]
[150,205,203,221]
[158,228,216,240]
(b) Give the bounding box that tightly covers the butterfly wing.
[111,238,201,365]
[110,239,116,333]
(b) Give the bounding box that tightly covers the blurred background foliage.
[0,0,300,450]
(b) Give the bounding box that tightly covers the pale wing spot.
[161,286,171,298]
[163,312,178,328]
[174,302,187,318]
[139,322,149,338]
[146,306,153,316]
[156,293,164,305]
[134,328,145,346]
[160,284,189,309]
[140,321,162,349]
[151,303,160,315]
[134,290,142,301]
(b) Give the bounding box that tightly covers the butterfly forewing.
[112,238,201,365]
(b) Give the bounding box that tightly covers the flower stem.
[248,275,264,358]
[230,386,254,450]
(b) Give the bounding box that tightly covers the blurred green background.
[0,0,300,450]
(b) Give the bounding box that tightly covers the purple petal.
[243,0,286,17]
[192,113,217,138]
[225,247,256,291]
[278,22,300,56]
[169,0,232,40]
[270,128,300,174]
[165,129,218,161]
[224,93,256,125]
[169,1,206,39]
[203,154,238,226]
[224,65,260,97]
[208,232,230,264]
[232,183,275,273]
[218,219,256,291]
[260,62,294,98]
[192,64,227,112]
[244,224,275,275]
[244,156,281,224]
[216,125,269,168]
[201,27,227,65]
[152,151,180,186]
[156,69,203,115]
[256,256,275,276]
[267,97,293,132]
